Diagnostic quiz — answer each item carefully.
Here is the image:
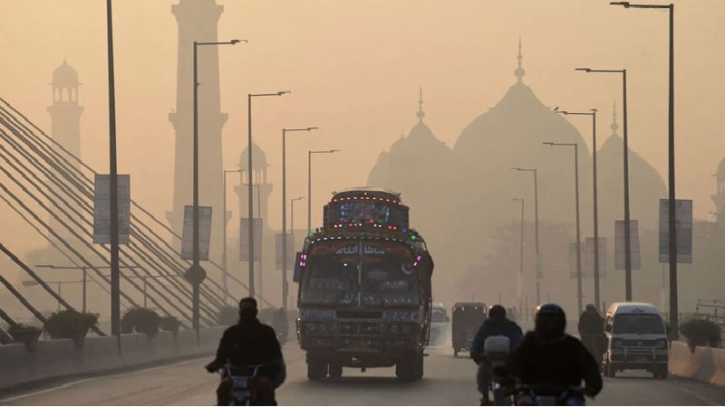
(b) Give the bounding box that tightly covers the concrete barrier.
[668,340,725,387]
[199,327,225,353]
[77,336,124,372]
[174,329,200,358]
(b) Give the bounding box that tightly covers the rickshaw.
[451,302,487,357]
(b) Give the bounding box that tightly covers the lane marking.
[0,358,204,403]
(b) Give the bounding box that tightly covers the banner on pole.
[658,199,693,264]
[240,218,262,261]
[569,242,584,279]
[584,237,607,279]
[181,205,213,260]
[615,220,641,270]
[275,233,295,270]
[93,174,131,244]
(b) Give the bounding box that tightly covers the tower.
[47,60,84,244]
[47,60,83,169]
[712,158,725,224]
[167,0,228,260]
[234,143,273,231]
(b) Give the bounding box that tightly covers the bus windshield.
[300,241,419,307]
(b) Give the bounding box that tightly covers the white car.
[603,302,669,379]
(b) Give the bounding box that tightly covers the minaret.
[167,0,228,260]
[234,143,273,231]
[47,60,83,169]
[47,60,84,244]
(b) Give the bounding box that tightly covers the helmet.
[535,303,566,342]
[585,303,597,312]
[488,305,506,321]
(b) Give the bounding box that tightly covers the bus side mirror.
[293,252,306,283]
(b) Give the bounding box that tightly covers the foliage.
[44,310,98,340]
[8,323,40,332]
[680,318,722,348]
[217,306,238,326]
[160,316,182,332]
[121,307,161,336]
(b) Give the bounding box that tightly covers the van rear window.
[613,314,665,334]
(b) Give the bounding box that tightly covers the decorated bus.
[294,188,434,381]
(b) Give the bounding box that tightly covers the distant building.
[712,158,725,224]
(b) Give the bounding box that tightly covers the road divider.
[0,327,226,392]
[669,340,725,387]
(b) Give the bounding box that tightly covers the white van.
[603,302,669,379]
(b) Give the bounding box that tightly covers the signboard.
[659,199,693,264]
[275,233,295,269]
[584,237,607,278]
[569,242,584,279]
[93,174,130,244]
[615,220,641,270]
[240,218,262,261]
[180,205,213,260]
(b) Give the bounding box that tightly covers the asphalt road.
[1,342,724,406]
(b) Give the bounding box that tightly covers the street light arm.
[612,2,671,9]
[250,91,291,98]
[577,68,625,73]
[197,40,246,46]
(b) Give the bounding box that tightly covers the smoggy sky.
[1,0,724,258]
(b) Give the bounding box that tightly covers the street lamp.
[557,108,601,310]
[610,1,678,336]
[34,264,139,313]
[223,168,244,303]
[543,141,583,315]
[576,67,632,301]
[282,128,317,310]
[308,150,340,234]
[23,280,82,312]
[247,90,291,299]
[512,167,541,304]
[190,39,244,334]
[512,198,525,314]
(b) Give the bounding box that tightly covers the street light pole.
[512,198,525,312]
[557,109,600,309]
[575,67,632,301]
[544,142,583,315]
[512,168,540,304]
[223,169,243,304]
[105,0,120,339]
[282,128,317,310]
[289,196,304,307]
[610,0,678,335]
[247,91,291,299]
[308,150,340,234]
[192,39,242,334]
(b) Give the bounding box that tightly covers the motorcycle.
[484,336,512,406]
[220,363,276,406]
[493,367,587,406]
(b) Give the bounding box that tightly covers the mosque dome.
[52,60,79,87]
[239,142,268,173]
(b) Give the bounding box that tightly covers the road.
[1,342,724,406]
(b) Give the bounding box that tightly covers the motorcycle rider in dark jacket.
[206,297,286,406]
[470,305,524,405]
[578,304,605,369]
[509,304,603,405]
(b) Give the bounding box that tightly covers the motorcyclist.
[470,305,524,405]
[578,304,605,369]
[205,297,286,406]
[508,304,603,405]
